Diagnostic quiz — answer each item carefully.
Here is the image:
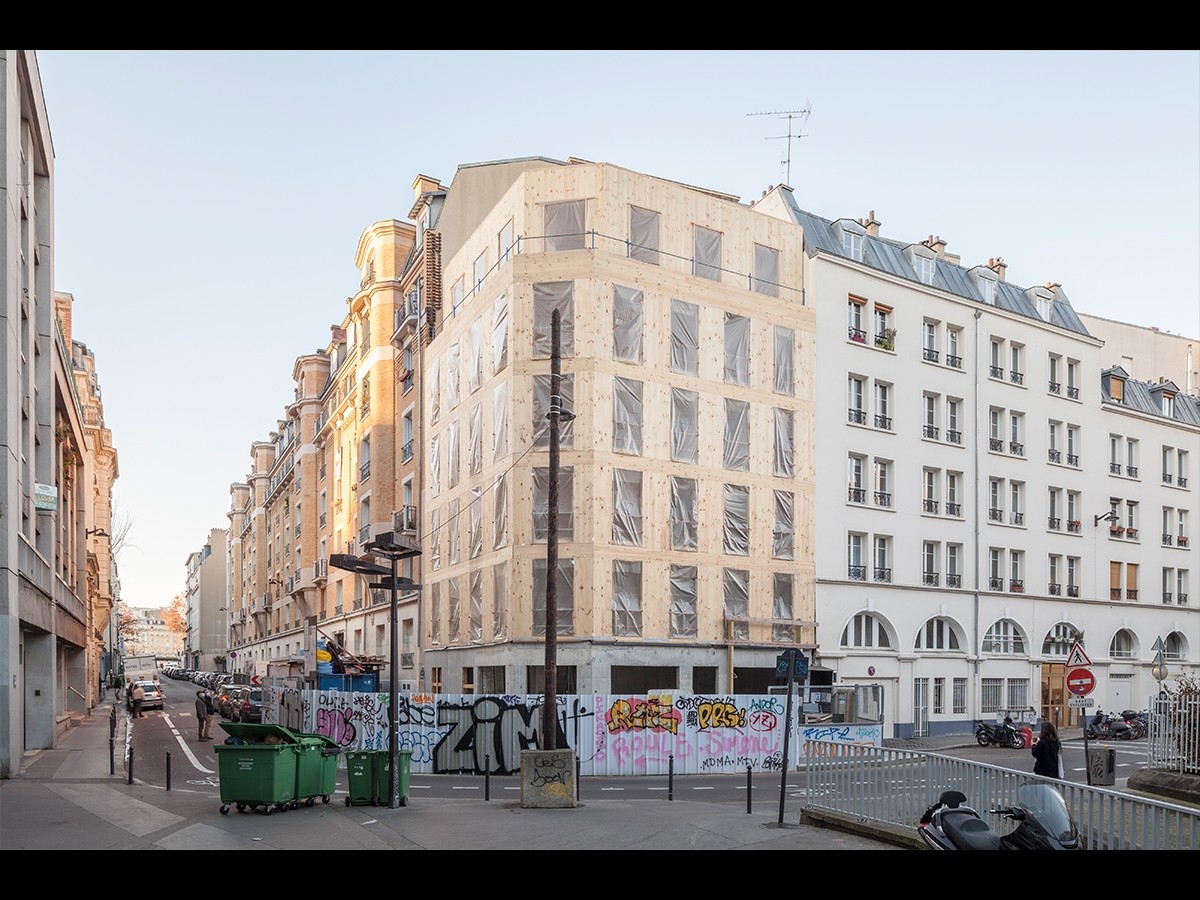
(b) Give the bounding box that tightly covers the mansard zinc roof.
[1102,369,1200,427]
[785,200,1092,338]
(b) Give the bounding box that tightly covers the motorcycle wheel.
[1010,731,1026,749]
[976,732,990,747]
[1085,728,1098,739]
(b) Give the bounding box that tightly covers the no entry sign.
[1066,667,1096,696]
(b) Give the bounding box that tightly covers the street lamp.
[330,531,420,809]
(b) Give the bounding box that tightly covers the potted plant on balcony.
[875,327,897,351]
[1179,535,1190,546]
[1110,524,1125,536]
[1068,519,1081,530]
[850,330,866,344]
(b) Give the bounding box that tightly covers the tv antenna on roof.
[748,104,811,187]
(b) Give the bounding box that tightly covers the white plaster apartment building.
[419,157,815,695]
[184,529,227,671]
[755,187,1197,739]
[127,606,183,660]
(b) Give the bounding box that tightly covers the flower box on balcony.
[1110,526,1125,536]
[1179,536,1190,546]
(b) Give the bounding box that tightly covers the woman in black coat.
[1031,721,1062,778]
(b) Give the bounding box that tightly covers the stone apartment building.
[184,529,227,671]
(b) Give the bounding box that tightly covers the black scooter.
[918,783,1081,850]
[975,717,1025,748]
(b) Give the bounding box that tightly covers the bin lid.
[218,722,302,744]
[292,732,342,750]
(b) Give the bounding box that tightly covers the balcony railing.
[847,487,865,503]
[989,438,1004,451]
[1180,593,1189,606]
[1179,536,1191,547]
[1067,585,1079,598]
[923,499,939,514]
[947,355,962,369]
[1067,386,1079,399]
[847,565,867,581]
[1109,462,1122,474]
[1126,589,1138,600]
[1010,370,1024,385]
[988,577,1004,591]
[923,348,939,362]
[1010,511,1024,526]
[1163,533,1173,546]
[1067,453,1079,466]
[923,424,939,439]
[1048,381,1061,394]
[1163,473,1174,484]
[1126,465,1138,478]
[873,567,892,583]
[1179,476,1189,488]
[1009,579,1024,593]
[1048,449,1061,463]
[1163,593,1173,604]
[848,326,867,343]
[946,574,962,588]
[1126,527,1139,540]
[1009,441,1024,456]
[359,524,370,544]
[360,460,371,480]
[1047,516,1061,530]
[947,429,962,444]
[1110,589,1122,601]
[988,508,1004,522]
[1067,520,1082,533]
[922,572,939,586]
[946,502,962,517]
[1049,583,1062,595]
[874,491,892,507]
[990,365,1004,378]
[848,408,866,425]
[402,440,414,463]
[874,414,892,430]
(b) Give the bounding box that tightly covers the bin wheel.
[220,804,230,815]
[400,797,408,807]
[306,797,316,807]
[236,804,247,813]
[291,800,302,810]
[263,805,273,815]
[322,795,330,804]
[345,797,351,807]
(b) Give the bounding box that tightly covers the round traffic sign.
[1066,667,1096,696]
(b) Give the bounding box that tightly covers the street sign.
[1066,667,1096,696]
[1067,697,1094,709]
[1065,642,1092,668]
[775,649,809,679]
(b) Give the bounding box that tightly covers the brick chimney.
[864,210,881,237]
[988,257,1008,282]
[411,173,443,202]
[923,235,948,258]
[1045,281,1062,299]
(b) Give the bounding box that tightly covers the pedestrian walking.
[195,691,210,741]
[1031,721,1063,779]
[202,690,215,740]
[130,681,146,718]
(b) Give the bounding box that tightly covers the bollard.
[127,743,133,785]
[746,765,752,814]
[109,738,115,775]
[166,752,171,791]
[668,754,674,801]
[576,755,581,801]
[484,754,490,801]
[110,706,116,740]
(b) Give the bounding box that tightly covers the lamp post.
[331,532,420,809]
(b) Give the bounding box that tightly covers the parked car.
[233,688,263,723]
[219,686,245,719]
[126,680,163,712]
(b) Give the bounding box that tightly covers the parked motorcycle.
[918,783,1082,850]
[976,717,1025,749]
[1119,709,1147,739]
[1086,711,1135,741]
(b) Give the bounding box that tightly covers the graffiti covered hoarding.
[264,688,883,777]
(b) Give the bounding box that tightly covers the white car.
[126,680,164,712]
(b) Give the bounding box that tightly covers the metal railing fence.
[802,740,1199,850]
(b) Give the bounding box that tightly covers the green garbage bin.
[293,733,342,806]
[374,748,413,807]
[345,749,383,807]
[214,722,299,815]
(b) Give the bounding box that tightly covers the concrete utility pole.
[542,309,564,750]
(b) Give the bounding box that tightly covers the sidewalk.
[0,703,901,851]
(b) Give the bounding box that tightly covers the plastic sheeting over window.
[723,568,750,639]
[670,475,698,550]
[612,560,643,637]
[694,225,722,281]
[671,388,699,463]
[468,486,482,559]
[533,281,575,358]
[430,507,442,570]
[723,484,750,555]
[468,319,484,394]
[447,420,460,488]
[533,466,574,542]
[724,314,750,386]
[773,490,794,560]
[492,472,508,550]
[492,295,508,373]
[613,285,643,363]
[469,403,482,475]
[470,569,483,641]
[533,558,575,636]
[630,206,659,265]
[774,408,795,477]
[492,563,507,640]
[671,299,699,375]
[773,573,794,642]
[447,342,461,409]
[613,377,643,455]
[431,582,440,643]
[533,374,574,449]
[774,326,794,396]
[755,244,779,297]
[493,382,508,461]
[544,200,585,252]
[612,468,644,546]
[448,576,461,642]
[448,499,460,565]
[724,398,750,471]
[669,564,698,637]
[429,434,441,497]
[430,360,441,424]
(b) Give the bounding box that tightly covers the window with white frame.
[922,540,939,585]
[848,375,866,424]
[1127,438,1140,478]
[947,471,961,517]
[1049,554,1062,594]
[946,327,962,368]
[1009,549,1024,592]
[842,230,863,261]
[1067,425,1080,465]
[873,534,891,582]
[1067,360,1080,398]
[1048,487,1062,531]
[915,617,960,651]
[1178,450,1189,487]
[841,612,891,648]
[847,296,866,342]
[1009,343,1024,385]
[923,321,938,361]
[847,532,865,580]
[873,304,893,349]
[1048,420,1061,463]
[989,408,1003,450]
[953,678,967,715]
[923,468,939,514]
[915,255,935,285]
[1010,481,1025,526]
[873,458,892,508]
[923,393,938,439]
[1048,354,1062,394]
[946,543,962,587]
[847,454,866,504]
[988,547,1003,590]
[990,339,1004,378]
[1163,445,1175,483]
[874,381,891,429]
[946,399,961,444]
[1009,412,1024,456]
[989,478,1004,523]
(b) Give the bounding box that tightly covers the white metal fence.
[802,740,1200,850]
[1147,694,1200,775]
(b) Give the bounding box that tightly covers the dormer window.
[915,255,935,285]
[1036,295,1052,321]
[1163,392,1175,416]
[843,231,863,261]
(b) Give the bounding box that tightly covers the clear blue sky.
[34,49,1200,608]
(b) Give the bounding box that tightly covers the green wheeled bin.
[374,748,413,807]
[214,722,299,815]
[344,749,383,807]
[293,733,342,806]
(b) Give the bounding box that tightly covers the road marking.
[451,785,479,790]
[601,786,626,791]
[161,714,214,774]
[691,786,716,791]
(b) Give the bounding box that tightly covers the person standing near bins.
[201,690,215,740]
[130,681,146,718]
[195,691,210,740]
[1031,721,1063,779]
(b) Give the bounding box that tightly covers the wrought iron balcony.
[1048,381,1061,394]
[1126,589,1139,600]
[947,355,962,369]
[1067,386,1079,399]
[1067,585,1079,598]
[990,438,1004,451]
[946,574,962,588]
[1048,449,1061,463]
[947,429,962,444]
[923,424,939,439]
[402,440,414,463]
[848,326,867,344]
[1110,588,1122,601]
[1163,533,1173,546]
[988,507,1004,522]
[1049,583,1061,595]
[874,414,892,430]
[1047,516,1061,530]
[1009,441,1024,456]
[1067,453,1079,466]
[1010,511,1024,526]
[990,365,1004,379]
[1126,465,1138,478]
[923,347,939,363]
[1163,473,1174,484]
[923,499,939,514]
[874,491,892,507]
[873,567,892,583]
[946,502,962,517]
[1109,462,1122,474]
[922,572,940,587]
[1009,579,1024,593]
[847,487,866,503]
[1010,370,1024,385]
[1163,593,1173,604]
[988,577,1004,591]
[848,408,866,425]
[847,565,867,581]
